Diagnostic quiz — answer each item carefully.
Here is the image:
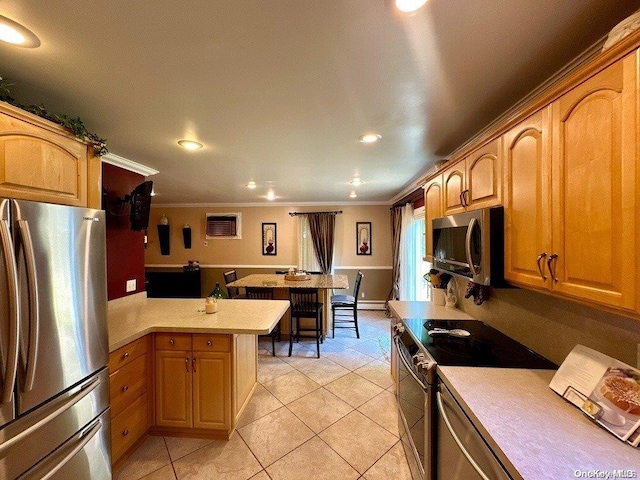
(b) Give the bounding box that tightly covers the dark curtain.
[385,206,402,316]
[308,213,336,274]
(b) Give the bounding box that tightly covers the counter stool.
[331,271,363,338]
[289,288,323,358]
[246,287,279,356]
[224,269,247,299]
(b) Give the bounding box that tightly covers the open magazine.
[550,345,640,447]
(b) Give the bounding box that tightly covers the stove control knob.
[412,352,425,365]
[415,359,433,374]
[392,323,405,335]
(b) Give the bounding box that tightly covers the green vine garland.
[0,75,108,156]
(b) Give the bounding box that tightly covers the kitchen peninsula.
[107,292,289,468]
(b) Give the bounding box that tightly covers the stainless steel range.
[392,318,556,480]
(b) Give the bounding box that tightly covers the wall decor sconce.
[158,214,170,255]
[183,224,192,249]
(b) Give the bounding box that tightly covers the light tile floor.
[114,311,412,480]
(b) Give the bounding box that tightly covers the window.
[297,216,320,272]
[205,213,242,239]
[399,206,429,301]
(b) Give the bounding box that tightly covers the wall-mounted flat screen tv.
[130,180,153,231]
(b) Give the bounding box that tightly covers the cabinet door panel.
[503,109,551,289]
[467,138,501,208]
[155,350,192,428]
[192,352,231,430]
[424,176,443,260]
[551,56,636,309]
[442,164,465,214]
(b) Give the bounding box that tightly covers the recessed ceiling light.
[358,133,382,144]
[178,139,203,151]
[266,190,276,201]
[246,181,257,189]
[0,15,40,48]
[395,0,428,13]
[349,178,363,186]
[350,191,357,198]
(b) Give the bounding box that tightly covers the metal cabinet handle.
[17,219,39,393]
[185,357,190,372]
[436,391,491,480]
[459,192,464,207]
[123,352,130,359]
[462,189,469,207]
[192,357,197,372]
[122,385,129,392]
[547,253,559,283]
[170,339,175,345]
[207,340,212,346]
[0,209,19,405]
[536,253,547,281]
[122,429,129,437]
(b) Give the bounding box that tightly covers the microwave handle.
[465,218,481,276]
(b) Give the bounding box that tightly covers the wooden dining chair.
[289,288,323,358]
[331,271,363,338]
[246,287,279,355]
[223,269,246,299]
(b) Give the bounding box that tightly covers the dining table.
[226,273,349,338]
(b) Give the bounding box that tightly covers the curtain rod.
[289,210,343,216]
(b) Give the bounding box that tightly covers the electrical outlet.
[126,279,137,292]
[361,292,365,298]
[204,241,208,246]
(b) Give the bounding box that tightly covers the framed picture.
[356,222,371,256]
[262,223,277,255]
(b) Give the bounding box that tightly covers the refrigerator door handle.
[17,219,39,392]
[0,375,100,455]
[16,418,102,480]
[0,210,19,404]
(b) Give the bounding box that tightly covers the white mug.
[431,288,446,306]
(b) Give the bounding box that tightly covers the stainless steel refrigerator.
[0,198,111,479]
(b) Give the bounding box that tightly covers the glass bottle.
[209,282,228,299]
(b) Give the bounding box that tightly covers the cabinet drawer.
[111,392,149,464]
[155,333,191,351]
[192,334,230,352]
[109,354,148,418]
[109,336,149,371]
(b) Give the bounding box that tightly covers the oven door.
[394,335,432,480]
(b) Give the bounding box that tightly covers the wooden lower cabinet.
[108,337,152,469]
[153,332,253,438]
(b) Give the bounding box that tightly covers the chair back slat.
[290,288,320,315]
[246,287,274,300]
[353,271,364,305]
[224,269,240,298]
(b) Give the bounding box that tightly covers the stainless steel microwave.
[432,206,503,286]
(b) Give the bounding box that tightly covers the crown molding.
[102,153,159,177]
[152,201,391,208]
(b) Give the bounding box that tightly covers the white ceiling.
[0,1,638,204]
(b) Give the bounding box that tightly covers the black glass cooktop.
[401,318,557,369]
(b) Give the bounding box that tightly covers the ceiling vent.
[206,213,242,239]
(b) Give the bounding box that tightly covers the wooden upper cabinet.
[0,103,100,207]
[550,54,637,311]
[503,108,552,290]
[423,176,443,261]
[466,138,501,209]
[442,163,465,215]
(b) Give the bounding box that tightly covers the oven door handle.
[436,391,491,480]
[394,337,428,391]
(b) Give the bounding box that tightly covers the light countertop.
[390,301,640,479]
[108,292,289,351]
[226,273,348,289]
[439,366,640,479]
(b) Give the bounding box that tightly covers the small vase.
[209,282,228,299]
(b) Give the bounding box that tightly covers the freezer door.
[16,408,112,480]
[0,199,18,428]
[0,368,110,479]
[12,200,108,415]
